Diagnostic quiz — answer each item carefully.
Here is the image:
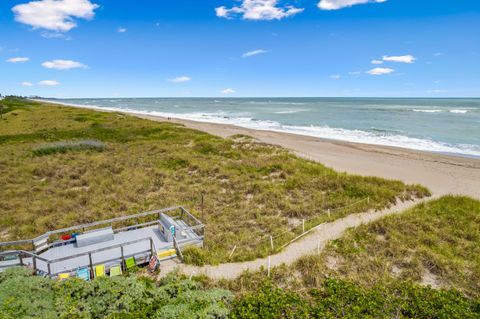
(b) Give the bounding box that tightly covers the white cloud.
[366,67,394,75]
[6,57,30,63]
[371,59,383,65]
[12,0,99,32]
[330,74,341,79]
[215,0,304,20]
[42,59,87,70]
[318,0,386,10]
[382,54,416,64]
[38,80,60,86]
[117,27,127,33]
[242,49,268,58]
[168,76,191,83]
[221,88,236,94]
[348,71,362,75]
[21,81,34,87]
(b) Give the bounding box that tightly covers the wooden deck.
[0,207,204,278]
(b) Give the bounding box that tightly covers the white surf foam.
[450,109,468,114]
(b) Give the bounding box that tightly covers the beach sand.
[135,114,480,199]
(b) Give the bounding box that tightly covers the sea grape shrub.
[230,279,480,319]
[0,268,233,319]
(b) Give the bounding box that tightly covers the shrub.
[32,140,105,156]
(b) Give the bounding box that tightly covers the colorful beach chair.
[95,264,105,278]
[77,267,90,281]
[125,257,136,270]
[58,273,70,281]
[109,265,122,277]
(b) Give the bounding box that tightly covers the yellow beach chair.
[58,273,70,281]
[95,264,105,278]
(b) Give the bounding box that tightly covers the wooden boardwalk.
[0,207,203,279]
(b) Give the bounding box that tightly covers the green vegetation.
[295,196,480,298]
[32,140,105,156]
[0,97,428,264]
[216,196,480,303]
[231,279,480,319]
[0,268,232,319]
[2,267,479,318]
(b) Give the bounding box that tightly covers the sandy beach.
[133,114,480,199]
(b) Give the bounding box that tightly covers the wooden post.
[228,245,237,259]
[88,253,93,279]
[201,193,204,222]
[47,263,51,276]
[120,246,125,271]
[150,238,154,257]
[270,236,274,251]
[33,256,37,272]
[19,253,23,266]
[267,256,271,277]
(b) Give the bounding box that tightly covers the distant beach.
[41,98,480,158]
[39,99,480,199]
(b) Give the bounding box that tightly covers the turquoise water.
[50,98,480,158]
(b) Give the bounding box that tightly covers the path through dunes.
[161,197,432,279]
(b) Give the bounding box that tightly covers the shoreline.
[39,99,480,199]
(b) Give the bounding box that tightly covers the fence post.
[267,256,271,277]
[19,253,23,266]
[33,256,37,272]
[228,245,237,259]
[47,263,51,277]
[270,236,274,251]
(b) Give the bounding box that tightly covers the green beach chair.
[109,265,122,277]
[125,257,136,270]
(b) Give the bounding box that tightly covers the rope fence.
[226,197,370,262]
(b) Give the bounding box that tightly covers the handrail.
[0,239,34,248]
[0,250,48,261]
[48,237,153,264]
[0,206,182,248]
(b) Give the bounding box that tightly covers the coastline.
[38,99,480,199]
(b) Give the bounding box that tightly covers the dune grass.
[0,98,429,264]
[218,196,480,299]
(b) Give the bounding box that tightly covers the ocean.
[48,98,480,158]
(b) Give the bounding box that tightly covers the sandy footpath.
[136,114,480,199]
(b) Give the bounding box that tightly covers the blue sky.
[1,0,479,98]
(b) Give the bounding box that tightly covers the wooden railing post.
[88,253,93,279]
[33,256,37,272]
[120,246,125,271]
[47,263,51,277]
[19,253,23,266]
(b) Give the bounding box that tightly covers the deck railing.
[0,237,156,277]
[0,206,204,252]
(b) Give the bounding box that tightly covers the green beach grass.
[0,97,429,264]
[217,196,480,299]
